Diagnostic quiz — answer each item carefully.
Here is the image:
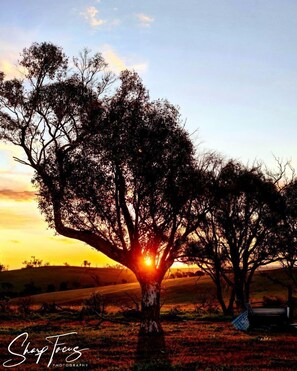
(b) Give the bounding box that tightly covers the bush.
[263,296,285,307]
[120,308,142,320]
[59,281,69,291]
[46,284,56,293]
[82,292,106,315]
[193,295,220,315]
[16,296,32,316]
[0,298,11,314]
[162,306,184,321]
[22,281,41,295]
[195,270,205,277]
[71,281,81,289]
[39,302,61,313]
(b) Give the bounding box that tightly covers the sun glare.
[144,256,152,267]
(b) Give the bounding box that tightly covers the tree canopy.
[0,42,208,334]
[184,160,283,312]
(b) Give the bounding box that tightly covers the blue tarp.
[232,310,250,331]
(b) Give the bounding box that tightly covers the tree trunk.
[214,277,228,315]
[234,278,246,311]
[139,280,163,335]
[216,282,235,316]
[226,287,236,316]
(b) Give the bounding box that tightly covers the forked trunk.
[139,280,163,335]
[234,284,246,311]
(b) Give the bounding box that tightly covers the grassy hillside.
[9,268,295,308]
[12,276,210,307]
[0,266,137,294]
[0,266,198,296]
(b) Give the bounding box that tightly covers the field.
[0,313,296,370]
[5,267,294,309]
[0,266,138,294]
[0,266,292,304]
[0,267,296,370]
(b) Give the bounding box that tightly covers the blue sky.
[1,0,297,164]
[1,0,297,267]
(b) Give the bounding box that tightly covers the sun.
[144,256,152,267]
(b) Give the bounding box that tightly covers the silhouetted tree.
[22,256,43,268]
[0,42,208,334]
[278,179,297,290]
[184,161,282,312]
[265,160,297,296]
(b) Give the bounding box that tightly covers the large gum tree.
[0,42,207,334]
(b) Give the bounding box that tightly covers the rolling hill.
[0,266,137,294]
[6,267,295,308]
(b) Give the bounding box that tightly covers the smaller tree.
[279,179,297,290]
[22,256,43,268]
[82,260,91,268]
[184,161,283,313]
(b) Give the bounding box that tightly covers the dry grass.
[0,313,296,370]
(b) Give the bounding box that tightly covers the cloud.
[0,189,35,202]
[103,45,148,74]
[81,6,106,28]
[0,60,20,79]
[48,236,77,244]
[0,208,41,230]
[136,13,154,27]
[0,57,27,80]
[129,63,148,74]
[103,47,126,73]
[0,26,36,79]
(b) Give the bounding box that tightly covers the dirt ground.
[0,314,296,370]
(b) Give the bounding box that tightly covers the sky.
[1,0,297,269]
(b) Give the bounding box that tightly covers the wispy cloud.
[81,6,106,28]
[48,236,77,244]
[0,60,21,79]
[0,26,36,79]
[103,45,148,74]
[0,189,35,202]
[0,208,41,229]
[136,13,154,27]
[103,47,126,73]
[0,54,27,80]
[129,62,148,74]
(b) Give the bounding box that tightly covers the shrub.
[46,284,56,293]
[16,296,32,316]
[22,281,41,295]
[162,306,184,321]
[82,292,106,315]
[194,295,220,315]
[0,298,11,314]
[59,281,69,291]
[262,296,285,307]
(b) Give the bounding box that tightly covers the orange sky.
[0,143,114,270]
[2,0,297,269]
[0,144,189,271]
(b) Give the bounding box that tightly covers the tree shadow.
[134,331,172,370]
